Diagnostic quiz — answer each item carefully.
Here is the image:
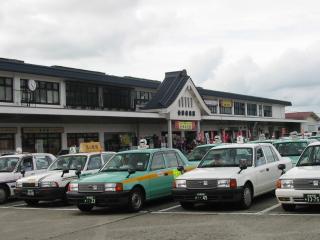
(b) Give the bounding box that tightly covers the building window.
[67,133,99,147]
[135,91,153,106]
[219,100,232,114]
[247,103,257,116]
[0,134,15,153]
[258,105,263,116]
[104,87,132,110]
[263,105,272,117]
[22,133,61,155]
[190,98,193,108]
[66,82,99,107]
[0,77,13,102]
[21,79,60,105]
[208,105,217,114]
[234,102,245,115]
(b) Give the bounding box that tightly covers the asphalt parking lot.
[2,193,320,240]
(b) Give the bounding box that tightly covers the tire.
[128,188,144,212]
[239,184,253,209]
[180,202,194,210]
[281,204,295,212]
[77,204,94,212]
[0,188,8,204]
[25,199,39,206]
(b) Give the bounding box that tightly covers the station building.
[0,58,303,154]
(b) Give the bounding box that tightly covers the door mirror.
[75,170,81,178]
[128,168,136,175]
[278,164,286,175]
[61,169,69,177]
[177,166,185,172]
[20,168,26,177]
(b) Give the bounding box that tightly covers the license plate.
[304,194,320,203]
[83,196,96,204]
[195,193,208,201]
[27,190,34,196]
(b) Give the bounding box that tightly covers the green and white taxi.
[14,152,115,205]
[276,142,320,211]
[67,148,193,212]
[273,138,316,165]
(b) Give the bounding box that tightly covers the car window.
[101,153,114,164]
[175,152,185,166]
[35,156,52,169]
[21,157,34,172]
[255,148,266,167]
[150,153,166,171]
[270,147,280,162]
[262,146,276,163]
[164,152,179,168]
[297,146,320,166]
[87,155,103,170]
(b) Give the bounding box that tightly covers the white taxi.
[276,142,320,211]
[173,143,292,209]
[0,153,55,204]
[14,152,115,205]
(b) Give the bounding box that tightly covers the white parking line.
[152,211,258,216]
[256,203,281,215]
[158,205,181,212]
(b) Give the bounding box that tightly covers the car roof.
[195,144,220,148]
[0,153,53,158]
[59,152,102,157]
[273,138,314,144]
[307,141,320,147]
[116,148,179,154]
[210,143,271,150]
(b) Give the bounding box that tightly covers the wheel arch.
[244,180,254,197]
[132,184,146,200]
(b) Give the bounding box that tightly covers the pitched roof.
[285,112,320,121]
[143,70,190,109]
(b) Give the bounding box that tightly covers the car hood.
[0,172,16,183]
[177,167,240,180]
[78,171,133,183]
[17,170,77,183]
[281,166,320,179]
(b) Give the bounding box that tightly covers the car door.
[261,145,280,191]
[253,147,270,195]
[18,156,36,177]
[163,151,183,195]
[148,152,169,198]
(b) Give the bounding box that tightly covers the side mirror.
[177,166,185,172]
[20,169,26,177]
[238,159,247,174]
[278,164,286,171]
[126,168,136,178]
[61,169,69,177]
[75,170,81,178]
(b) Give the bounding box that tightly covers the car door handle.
[164,172,169,176]
[266,168,269,171]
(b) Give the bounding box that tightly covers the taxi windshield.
[101,153,150,172]
[297,145,320,166]
[188,146,213,161]
[0,157,19,172]
[48,155,87,171]
[274,142,308,156]
[199,148,253,168]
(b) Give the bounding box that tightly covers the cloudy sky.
[1,0,320,113]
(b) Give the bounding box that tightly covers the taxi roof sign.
[79,142,103,153]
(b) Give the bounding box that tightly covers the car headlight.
[280,179,294,189]
[68,183,78,192]
[175,179,187,188]
[217,179,237,189]
[16,182,23,188]
[40,181,59,188]
[104,183,123,192]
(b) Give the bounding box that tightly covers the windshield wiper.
[51,168,63,170]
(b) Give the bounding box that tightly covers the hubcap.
[131,192,142,209]
[243,187,252,206]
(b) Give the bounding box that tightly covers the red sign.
[174,121,196,131]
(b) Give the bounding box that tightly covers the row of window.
[206,100,272,117]
[178,97,193,108]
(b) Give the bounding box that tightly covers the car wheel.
[0,188,8,204]
[239,184,253,209]
[180,202,194,210]
[77,204,94,212]
[281,204,295,211]
[128,188,144,212]
[25,200,39,206]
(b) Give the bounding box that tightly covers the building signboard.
[23,127,64,133]
[174,121,196,131]
[220,99,233,108]
[0,128,17,134]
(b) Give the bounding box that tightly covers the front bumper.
[276,189,320,205]
[14,187,65,201]
[67,191,131,207]
[172,188,243,203]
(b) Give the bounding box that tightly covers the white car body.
[276,142,320,208]
[0,153,56,202]
[173,143,292,207]
[15,152,115,202]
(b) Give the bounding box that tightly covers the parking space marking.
[158,205,181,212]
[256,203,281,215]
